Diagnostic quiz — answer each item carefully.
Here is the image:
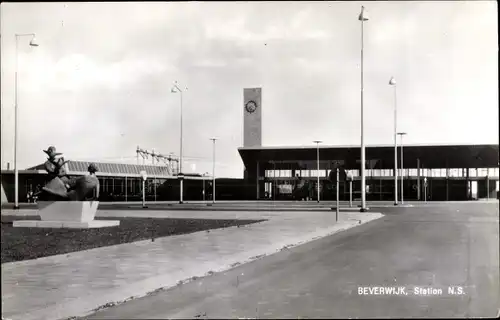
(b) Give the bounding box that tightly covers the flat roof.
[238,144,499,169]
[238,143,499,151]
[9,160,208,179]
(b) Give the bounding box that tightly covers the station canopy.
[238,144,499,169]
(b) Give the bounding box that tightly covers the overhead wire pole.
[389,77,398,205]
[171,81,187,204]
[358,6,369,212]
[14,33,39,209]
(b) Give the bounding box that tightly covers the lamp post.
[14,33,39,209]
[347,171,353,208]
[313,140,322,203]
[336,167,340,221]
[171,81,187,204]
[210,138,217,203]
[397,132,407,204]
[389,76,398,205]
[140,171,147,208]
[358,6,369,212]
[424,177,428,202]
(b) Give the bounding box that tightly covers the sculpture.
[12,147,117,229]
[37,146,100,201]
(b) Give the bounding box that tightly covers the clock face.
[245,100,258,114]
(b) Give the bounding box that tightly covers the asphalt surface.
[85,202,500,319]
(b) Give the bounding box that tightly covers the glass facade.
[95,176,169,201]
[264,167,499,179]
[260,161,500,201]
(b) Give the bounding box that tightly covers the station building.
[238,144,499,201]
[1,160,205,203]
[1,88,499,203]
[238,88,499,201]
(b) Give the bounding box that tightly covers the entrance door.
[264,182,272,199]
[471,181,478,200]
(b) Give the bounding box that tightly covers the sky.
[1,1,498,178]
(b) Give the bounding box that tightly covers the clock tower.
[243,88,262,147]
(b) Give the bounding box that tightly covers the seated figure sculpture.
[38,146,100,201]
[67,163,100,201]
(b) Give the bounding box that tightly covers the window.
[78,162,86,172]
[477,168,488,177]
[311,169,325,177]
[487,168,497,177]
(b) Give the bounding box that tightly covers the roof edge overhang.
[238,143,499,151]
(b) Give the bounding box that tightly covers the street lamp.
[171,81,187,204]
[389,76,398,205]
[14,33,39,209]
[397,132,407,204]
[313,140,322,203]
[358,6,369,212]
[210,138,217,204]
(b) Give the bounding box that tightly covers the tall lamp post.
[397,132,407,204]
[210,138,217,204]
[313,140,322,203]
[14,33,39,209]
[171,81,187,204]
[389,76,398,205]
[358,6,369,212]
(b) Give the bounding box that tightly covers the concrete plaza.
[1,207,381,320]
[85,202,500,319]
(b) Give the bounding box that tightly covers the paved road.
[85,202,499,319]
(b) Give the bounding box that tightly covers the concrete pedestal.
[13,201,120,229]
[37,201,99,221]
[13,220,120,229]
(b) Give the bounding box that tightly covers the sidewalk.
[1,209,383,320]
